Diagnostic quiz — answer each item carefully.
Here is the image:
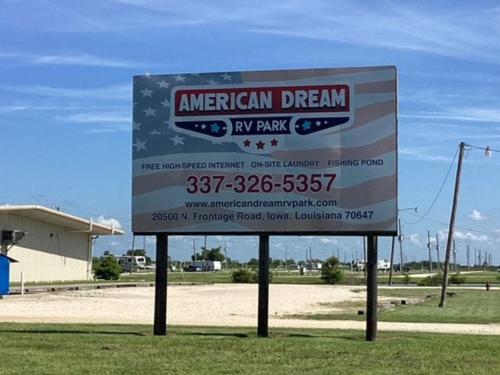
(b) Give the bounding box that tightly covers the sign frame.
[132,66,398,237]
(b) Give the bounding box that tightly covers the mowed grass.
[289,289,500,324]
[0,323,499,375]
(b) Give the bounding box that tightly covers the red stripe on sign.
[174,84,350,116]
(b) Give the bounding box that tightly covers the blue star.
[302,121,311,131]
[210,123,220,133]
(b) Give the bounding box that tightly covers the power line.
[402,211,495,236]
[404,145,459,225]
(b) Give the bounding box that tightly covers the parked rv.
[117,255,147,272]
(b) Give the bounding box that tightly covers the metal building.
[0,205,124,283]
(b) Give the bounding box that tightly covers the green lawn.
[288,289,500,324]
[0,323,499,375]
[11,269,499,287]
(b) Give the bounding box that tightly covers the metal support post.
[154,234,168,335]
[258,234,270,337]
[366,236,378,341]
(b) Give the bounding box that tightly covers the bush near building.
[94,256,123,280]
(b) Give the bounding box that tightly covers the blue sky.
[1,0,500,265]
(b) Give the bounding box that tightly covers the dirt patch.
[1,284,499,335]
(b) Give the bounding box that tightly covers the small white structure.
[190,260,222,271]
[0,205,123,283]
[377,259,391,272]
[353,259,391,272]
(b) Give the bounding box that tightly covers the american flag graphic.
[132,66,397,235]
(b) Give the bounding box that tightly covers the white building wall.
[0,213,91,283]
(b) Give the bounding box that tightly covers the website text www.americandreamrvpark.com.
[184,198,337,208]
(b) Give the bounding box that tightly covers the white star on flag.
[158,80,170,89]
[211,139,222,145]
[170,135,184,145]
[133,121,142,130]
[221,73,232,80]
[133,138,147,151]
[140,88,153,97]
[143,108,157,117]
[150,130,161,136]
[174,74,186,82]
[207,79,218,85]
[160,98,170,108]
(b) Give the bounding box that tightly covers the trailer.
[185,261,222,272]
[117,255,147,272]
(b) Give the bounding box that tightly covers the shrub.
[231,269,273,283]
[449,273,466,285]
[402,274,411,286]
[321,256,344,285]
[94,256,123,280]
[417,274,442,286]
[231,269,257,283]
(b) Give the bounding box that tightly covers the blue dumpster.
[0,254,18,295]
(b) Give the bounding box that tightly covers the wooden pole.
[398,219,404,272]
[366,236,378,341]
[440,141,466,308]
[388,236,395,286]
[258,234,270,337]
[154,234,168,335]
[427,231,433,273]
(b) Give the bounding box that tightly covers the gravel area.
[1,284,499,335]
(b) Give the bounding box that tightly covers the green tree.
[192,247,225,262]
[247,258,259,268]
[94,256,123,280]
[321,256,344,284]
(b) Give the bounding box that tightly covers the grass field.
[11,270,500,287]
[121,270,500,286]
[0,323,499,375]
[287,289,500,324]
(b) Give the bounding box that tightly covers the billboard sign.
[132,66,397,235]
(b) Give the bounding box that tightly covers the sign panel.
[132,66,397,235]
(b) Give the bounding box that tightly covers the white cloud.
[406,233,421,247]
[0,83,131,101]
[468,210,487,221]
[398,147,451,163]
[0,50,142,68]
[17,1,500,65]
[320,238,338,245]
[95,216,122,230]
[439,229,488,242]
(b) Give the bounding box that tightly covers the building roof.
[0,205,124,236]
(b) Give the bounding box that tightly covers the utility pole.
[398,219,404,273]
[478,250,482,270]
[452,240,457,273]
[284,247,288,273]
[224,241,228,269]
[440,141,466,308]
[427,231,433,273]
[466,245,470,271]
[435,233,440,271]
[193,239,197,262]
[474,248,477,268]
[388,236,395,286]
